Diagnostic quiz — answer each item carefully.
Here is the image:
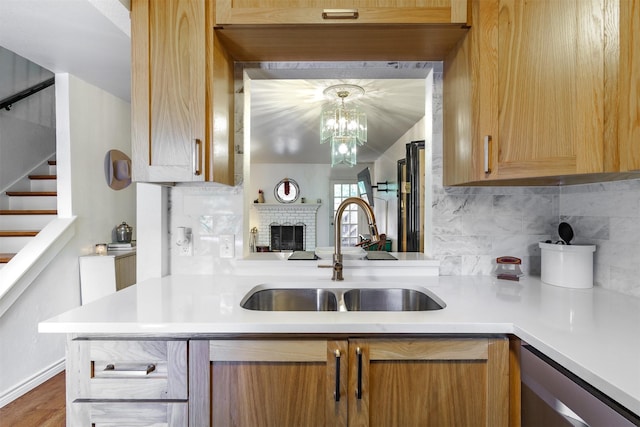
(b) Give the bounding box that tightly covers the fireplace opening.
[270,223,305,251]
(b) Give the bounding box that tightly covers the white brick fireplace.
[252,203,321,251]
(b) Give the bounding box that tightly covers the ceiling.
[250,77,426,164]
[0,0,131,101]
[0,0,429,164]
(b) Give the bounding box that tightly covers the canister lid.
[539,242,595,253]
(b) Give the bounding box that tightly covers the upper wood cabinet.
[443,0,640,186]
[215,0,469,25]
[618,0,640,172]
[131,0,234,184]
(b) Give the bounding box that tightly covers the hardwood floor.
[0,372,65,426]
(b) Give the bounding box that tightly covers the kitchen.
[1,0,640,425]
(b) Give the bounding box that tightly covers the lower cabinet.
[66,338,188,426]
[206,337,511,427]
[65,336,514,426]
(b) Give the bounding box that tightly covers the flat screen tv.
[357,167,374,207]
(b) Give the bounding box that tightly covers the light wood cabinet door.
[131,0,234,184]
[443,0,629,186]
[215,0,468,25]
[618,0,640,172]
[206,337,511,427]
[209,339,348,427]
[348,338,510,427]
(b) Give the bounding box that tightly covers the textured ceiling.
[250,78,426,164]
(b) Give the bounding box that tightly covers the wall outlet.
[220,234,235,258]
[177,240,193,256]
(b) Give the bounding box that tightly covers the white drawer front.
[72,401,188,426]
[69,340,188,400]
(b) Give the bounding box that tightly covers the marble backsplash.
[429,69,640,297]
[165,61,640,298]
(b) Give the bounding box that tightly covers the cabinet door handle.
[333,349,341,402]
[355,347,363,400]
[484,135,492,174]
[322,9,359,19]
[102,363,156,377]
[193,139,202,176]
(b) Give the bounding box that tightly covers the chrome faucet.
[333,197,380,281]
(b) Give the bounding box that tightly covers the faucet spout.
[333,197,379,281]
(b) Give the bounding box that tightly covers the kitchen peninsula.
[40,262,640,426]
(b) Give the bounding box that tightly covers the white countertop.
[39,272,640,417]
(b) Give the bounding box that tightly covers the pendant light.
[320,84,367,167]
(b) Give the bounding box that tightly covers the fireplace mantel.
[252,203,321,212]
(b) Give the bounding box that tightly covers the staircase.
[0,160,57,268]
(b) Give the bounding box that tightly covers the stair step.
[0,230,39,237]
[0,210,57,229]
[29,176,57,191]
[48,160,56,166]
[0,235,35,252]
[0,210,57,215]
[28,175,57,180]
[0,253,15,263]
[6,194,57,210]
[6,191,57,196]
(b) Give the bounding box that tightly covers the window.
[333,182,360,247]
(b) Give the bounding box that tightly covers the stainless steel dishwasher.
[521,344,639,427]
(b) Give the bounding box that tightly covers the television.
[357,167,375,207]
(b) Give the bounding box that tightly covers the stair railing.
[0,77,55,111]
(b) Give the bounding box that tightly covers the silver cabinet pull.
[322,9,359,19]
[193,139,202,176]
[484,135,492,174]
[334,349,341,402]
[355,347,363,399]
[102,363,156,377]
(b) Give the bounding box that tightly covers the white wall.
[247,163,373,248]
[249,164,332,247]
[0,47,56,194]
[374,117,427,251]
[0,74,134,404]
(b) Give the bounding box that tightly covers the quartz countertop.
[39,273,640,417]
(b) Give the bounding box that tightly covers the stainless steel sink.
[240,288,338,311]
[240,285,445,312]
[342,288,444,311]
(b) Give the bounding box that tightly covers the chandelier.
[320,84,367,167]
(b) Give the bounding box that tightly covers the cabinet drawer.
[216,0,468,24]
[69,340,188,400]
[71,401,188,427]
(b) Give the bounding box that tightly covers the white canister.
[539,242,596,289]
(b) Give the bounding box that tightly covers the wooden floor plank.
[0,372,65,427]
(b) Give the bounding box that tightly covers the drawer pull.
[103,363,156,377]
[193,139,202,176]
[334,349,341,402]
[355,347,363,399]
[484,135,492,174]
[322,9,359,19]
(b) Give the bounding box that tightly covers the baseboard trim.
[0,358,65,409]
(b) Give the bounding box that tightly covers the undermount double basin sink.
[240,285,446,312]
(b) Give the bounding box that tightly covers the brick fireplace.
[252,203,320,251]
